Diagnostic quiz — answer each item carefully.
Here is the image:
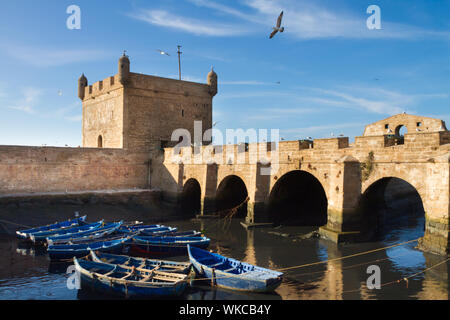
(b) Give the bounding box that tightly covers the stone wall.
[0,146,149,194]
[123,73,213,152]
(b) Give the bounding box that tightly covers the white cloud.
[187,0,263,24]
[181,0,450,40]
[305,86,449,115]
[245,107,318,120]
[7,87,42,114]
[283,122,364,136]
[64,115,82,122]
[129,9,249,36]
[3,45,109,67]
[244,0,450,40]
[221,80,276,85]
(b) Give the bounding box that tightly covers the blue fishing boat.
[46,221,123,245]
[140,229,202,237]
[118,225,177,235]
[16,216,87,240]
[187,245,283,292]
[47,236,130,260]
[90,251,192,274]
[73,257,189,298]
[130,235,210,255]
[30,221,104,244]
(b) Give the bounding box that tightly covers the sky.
[0,0,449,146]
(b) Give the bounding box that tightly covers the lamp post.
[177,45,182,80]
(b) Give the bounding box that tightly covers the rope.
[341,257,450,294]
[289,251,412,278]
[0,219,32,229]
[198,196,250,232]
[184,238,421,283]
[276,238,419,272]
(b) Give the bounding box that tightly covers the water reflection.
[0,218,448,300]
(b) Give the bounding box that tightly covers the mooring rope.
[276,238,419,272]
[0,219,32,229]
[290,251,412,278]
[341,257,450,294]
[181,238,422,283]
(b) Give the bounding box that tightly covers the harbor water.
[0,210,448,300]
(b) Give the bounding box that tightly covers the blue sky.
[0,0,449,146]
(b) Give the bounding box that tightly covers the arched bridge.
[154,114,450,255]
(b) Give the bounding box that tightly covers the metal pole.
[177,45,182,80]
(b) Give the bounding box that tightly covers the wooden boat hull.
[16,216,87,240]
[188,245,283,293]
[140,230,202,237]
[117,225,175,235]
[74,258,188,298]
[90,251,192,274]
[30,221,103,244]
[46,222,122,245]
[130,236,210,255]
[48,237,130,261]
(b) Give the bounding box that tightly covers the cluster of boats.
[15,215,284,298]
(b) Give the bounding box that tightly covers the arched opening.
[267,170,328,226]
[359,177,425,241]
[216,175,248,218]
[394,125,407,145]
[180,179,201,218]
[98,135,103,148]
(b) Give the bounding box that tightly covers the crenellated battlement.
[83,75,121,100]
[80,55,215,151]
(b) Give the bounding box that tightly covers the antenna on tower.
[177,45,182,80]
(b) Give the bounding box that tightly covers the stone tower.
[80,54,214,151]
[78,74,87,100]
[118,52,130,85]
[207,67,218,97]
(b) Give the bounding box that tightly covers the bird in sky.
[156,49,170,56]
[269,11,285,39]
[213,121,220,127]
[275,81,281,84]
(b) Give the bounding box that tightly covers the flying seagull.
[269,11,284,39]
[156,49,170,56]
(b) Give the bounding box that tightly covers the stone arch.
[267,170,328,226]
[362,170,426,205]
[98,135,103,148]
[395,124,407,136]
[180,178,201,218]
[216,175,248,218]
[359,176,425,240]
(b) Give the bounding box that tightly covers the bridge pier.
[200,163,218,215]
[319,156,363,243]
[417,154,450,255]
